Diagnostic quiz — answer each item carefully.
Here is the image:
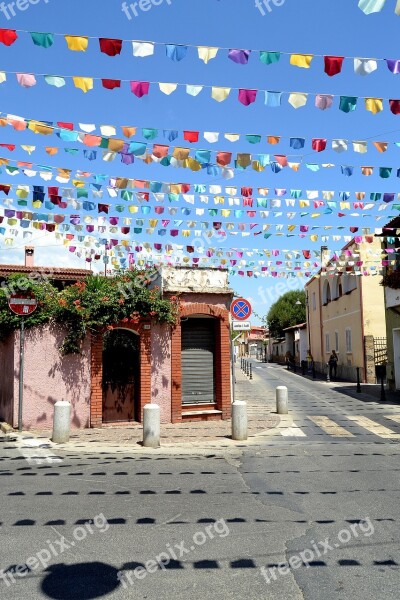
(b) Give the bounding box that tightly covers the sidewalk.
[3,366,280,454]
[277,360,400,405]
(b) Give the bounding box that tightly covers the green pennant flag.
[30,32,54,48]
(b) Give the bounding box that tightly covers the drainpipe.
[359,276,367,383]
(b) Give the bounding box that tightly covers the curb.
[0,422,16,434]
[0,422,19,442]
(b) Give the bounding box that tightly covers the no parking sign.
[230,298,252,321]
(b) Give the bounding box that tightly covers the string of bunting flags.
[5,143,400,179]
[2,182,400,208]
[1,68,400,114]
[358,0,400,14]
[0,221,395,278]
[1,183,399,220]
[5,111,400,154]
[2,159,400,211]
[1,215,397,261]
[3,28,400,78]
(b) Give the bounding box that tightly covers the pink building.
[0,255,233,430]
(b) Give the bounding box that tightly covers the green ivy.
[0,270,179,355]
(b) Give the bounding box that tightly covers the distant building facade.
[378,217,400,391]
[305,240,386,383]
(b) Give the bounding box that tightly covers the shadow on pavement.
[41,562,120,599]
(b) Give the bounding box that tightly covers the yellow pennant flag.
[288,93,308,108]
[29,121,53,135]
[290,54,313,68]
[365,97,383,114]
[21,145,35,155]
[65,36,89,52]
[198,46,218,64]
[252,161,264,172]
[73,77,94,93]
[225,134,240,142]
[211,87,231,102]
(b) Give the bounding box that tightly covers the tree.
[266,290,306,338]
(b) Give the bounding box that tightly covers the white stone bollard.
[276,386,289,415]
[232,401,248,441]
[143,404,160,448]
[52,400,71,444]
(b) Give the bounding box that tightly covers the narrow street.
[1,364,399,599]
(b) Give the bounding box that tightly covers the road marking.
[15,437,63,465]
[280,424,307,438]
[385,415,400,425]
[347,416,400,439]
[308,416,355,438]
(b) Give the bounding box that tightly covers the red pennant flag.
[152,144,169,158]
[183,131,199,143]
[0,144,15,151]
[57,122,74,130]
[102,79,121,90]
[274,155,288,167]
[324,56,345,77]
[0,29,17,46]
[312,138,327,152]
[302,250,311,259]
[99,38,123,57]
[390,99,400,115]
[350,227,359,233]
[241,187,253,197]
[216,152,232,166]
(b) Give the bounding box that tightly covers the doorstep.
[182,409,223,422]
[182,409,223,417]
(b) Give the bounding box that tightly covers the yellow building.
[305,239,386,383]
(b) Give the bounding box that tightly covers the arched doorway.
[102,329,140,423]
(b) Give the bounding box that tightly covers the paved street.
[1,364,400,599]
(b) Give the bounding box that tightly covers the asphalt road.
[1,366,399,599]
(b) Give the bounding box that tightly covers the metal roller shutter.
[182,318,216,405]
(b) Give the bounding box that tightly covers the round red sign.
[230,298,252,321]
[8,294,38,316]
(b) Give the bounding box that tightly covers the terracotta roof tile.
[0,265,90,279]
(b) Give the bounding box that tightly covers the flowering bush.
[0,270,179,354]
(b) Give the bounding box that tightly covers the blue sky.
[0,0,399,323]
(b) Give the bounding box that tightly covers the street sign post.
[232,322,251,331]
[8,295,38,316]
[230,299,252,405]
[230,298,252,321]
[8,294,38,432]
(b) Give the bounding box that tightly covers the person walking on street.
[328,350,338,380]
